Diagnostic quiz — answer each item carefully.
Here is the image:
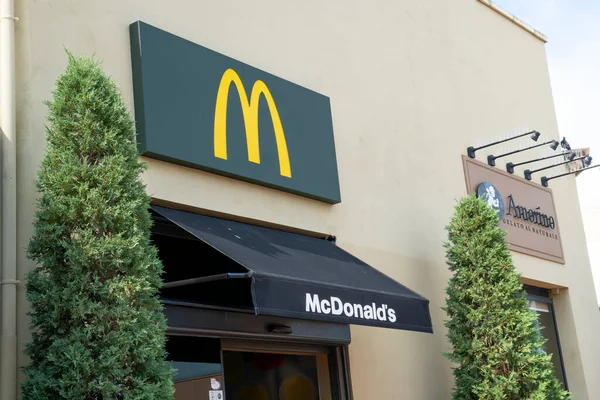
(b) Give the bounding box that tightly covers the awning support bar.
[163,272,251,289]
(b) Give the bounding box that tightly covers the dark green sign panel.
[129,21,341,204]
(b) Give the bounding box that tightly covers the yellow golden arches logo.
[213,68,292,178]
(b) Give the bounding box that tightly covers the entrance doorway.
[168,336,342,400]
[152,207,355,399]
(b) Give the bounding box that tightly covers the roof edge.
[477,0,548,43]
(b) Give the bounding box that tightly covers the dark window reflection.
[223,351,320,400]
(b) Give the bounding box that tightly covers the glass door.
[221,340,333,400]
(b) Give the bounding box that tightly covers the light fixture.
[524,155,593,181]
[467,130,540,159]
[506,151,576,174]
[487,139,559,167]
[541,164,600,187]
[267,324,293,334]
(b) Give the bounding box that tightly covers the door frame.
[165,303,353,399]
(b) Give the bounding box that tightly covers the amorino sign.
[129,21,341,204]
[506,195,556,230]
[463,156,564,264]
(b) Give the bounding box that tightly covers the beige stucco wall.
[10,0,600,398]
[581,206,600,305]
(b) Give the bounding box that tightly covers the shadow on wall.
[550,290,588,399]
[339,243,454,398]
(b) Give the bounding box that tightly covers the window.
[167,336,224,399]
[524,285,568,389]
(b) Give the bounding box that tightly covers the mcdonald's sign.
[213,68,291,178]
[130,21,341,204]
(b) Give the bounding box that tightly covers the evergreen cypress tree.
[23,53,174,399]
[443,195,569,400]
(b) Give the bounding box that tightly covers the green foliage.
[443,196,569,400]
[23,52,174,399]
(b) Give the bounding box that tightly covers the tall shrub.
[443,196,569,400]
[23,53,173,399]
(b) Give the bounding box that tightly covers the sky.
[496,0,600,303]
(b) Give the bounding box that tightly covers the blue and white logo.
[477,182,505,219]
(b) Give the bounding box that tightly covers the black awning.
[151,205,433,333]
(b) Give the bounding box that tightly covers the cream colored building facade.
[582,206,600,306]
[1,0,599,399]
